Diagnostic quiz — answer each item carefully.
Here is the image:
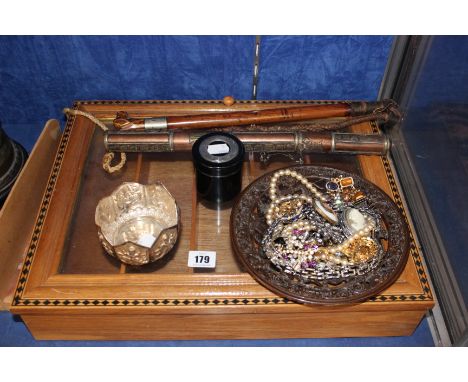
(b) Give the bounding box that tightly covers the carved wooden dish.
[230,165,410,305]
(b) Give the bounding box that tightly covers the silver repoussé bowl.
[95,182,179,265]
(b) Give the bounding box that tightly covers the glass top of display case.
[59,128,362,276]
[9,100,432,315]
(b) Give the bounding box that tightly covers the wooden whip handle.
[113,100,395,131]
[166,104,350,130]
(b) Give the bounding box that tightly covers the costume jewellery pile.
[262,168,386,280]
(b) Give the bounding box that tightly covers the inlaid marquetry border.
[13,109,76,304]
[12,100,433,307]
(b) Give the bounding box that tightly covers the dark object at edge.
[0,126,28,208]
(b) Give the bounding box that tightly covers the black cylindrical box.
[192,132,244,205]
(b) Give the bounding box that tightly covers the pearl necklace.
[266,168,376,267]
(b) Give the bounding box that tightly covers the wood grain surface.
[0,120,61,309]
[8,100,434,340]
[22,310,424,340]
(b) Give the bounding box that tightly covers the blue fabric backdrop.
[0,35,393,127]
[0,36,255,125]
[257,35,392,100]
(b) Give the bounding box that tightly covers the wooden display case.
[7,100,434,340]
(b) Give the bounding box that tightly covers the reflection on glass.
[401,36,468,305]
[59,126,363,276]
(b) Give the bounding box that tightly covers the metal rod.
[105,130,390,156]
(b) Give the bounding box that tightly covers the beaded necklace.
[262,168,382,279]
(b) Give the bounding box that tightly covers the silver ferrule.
[103,132,109,150]
[383,135,391,153]
[144,117,168,130]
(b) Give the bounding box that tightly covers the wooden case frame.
[10,100,434,340]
